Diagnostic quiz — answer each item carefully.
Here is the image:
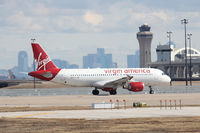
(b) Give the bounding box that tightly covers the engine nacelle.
[124,82,144,92]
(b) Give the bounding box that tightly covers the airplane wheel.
[149,86,154,94]
[110,90,117,95]
[150,89,154,94]
[92,89,99,95]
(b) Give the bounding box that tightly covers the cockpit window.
[162,73,166,75]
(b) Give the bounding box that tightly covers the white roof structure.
[171,47,200,61]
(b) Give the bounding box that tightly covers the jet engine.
[123,82,144,92]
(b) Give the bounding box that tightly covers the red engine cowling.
[128,82,144,92]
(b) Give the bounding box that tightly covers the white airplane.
[29,43,171,95]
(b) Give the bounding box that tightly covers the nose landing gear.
[149,86,154,94]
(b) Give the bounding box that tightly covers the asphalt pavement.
[0,107,200,119]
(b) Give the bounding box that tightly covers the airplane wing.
[93,75,133,88]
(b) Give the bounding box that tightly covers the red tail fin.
[31,43,57,70]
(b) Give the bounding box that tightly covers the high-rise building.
[83,56,88,68]
[127,50,140,68]
[52,59,79,69]
[83,54,97,68]
[69,64,79,69]
[105,54,113,68]
[52,59,69,68]
[96,48,105,68]
[135,50,140,67]
[83,48,114,68]
[127,55,134,68]
[137,24,153,68]
[18,51,29,72]
[97,48,105,56]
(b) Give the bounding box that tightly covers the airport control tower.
[137,24,153,68]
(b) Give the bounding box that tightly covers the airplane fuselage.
[53,68,170,87]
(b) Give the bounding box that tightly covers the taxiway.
[0,107,199,119]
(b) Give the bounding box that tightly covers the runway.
[1,107,200,119]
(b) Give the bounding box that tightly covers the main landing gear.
[92,88,117,95]
[92,89,99,95]
[110,89,117,95]
[149,86,154,94]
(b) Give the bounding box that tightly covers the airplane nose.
[160,75,171,84]
[165,75,171,83]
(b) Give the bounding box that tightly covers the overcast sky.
[0,0,200,69]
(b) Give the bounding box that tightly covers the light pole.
[181,19,188,86]
[31,38,36,88]
[187,33,192,86]
[167,31,172,86]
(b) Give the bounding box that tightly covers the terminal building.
[134,24,200,80]
[151,42,200,80]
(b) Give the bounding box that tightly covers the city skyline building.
[52,59,79,69]
[52,59,69,69]
[83,48,114,68]
[11,51,80,79]
[18,51,29,72]
[127,50,140,68]
[68,64,79,69]
[137,24,153,68]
